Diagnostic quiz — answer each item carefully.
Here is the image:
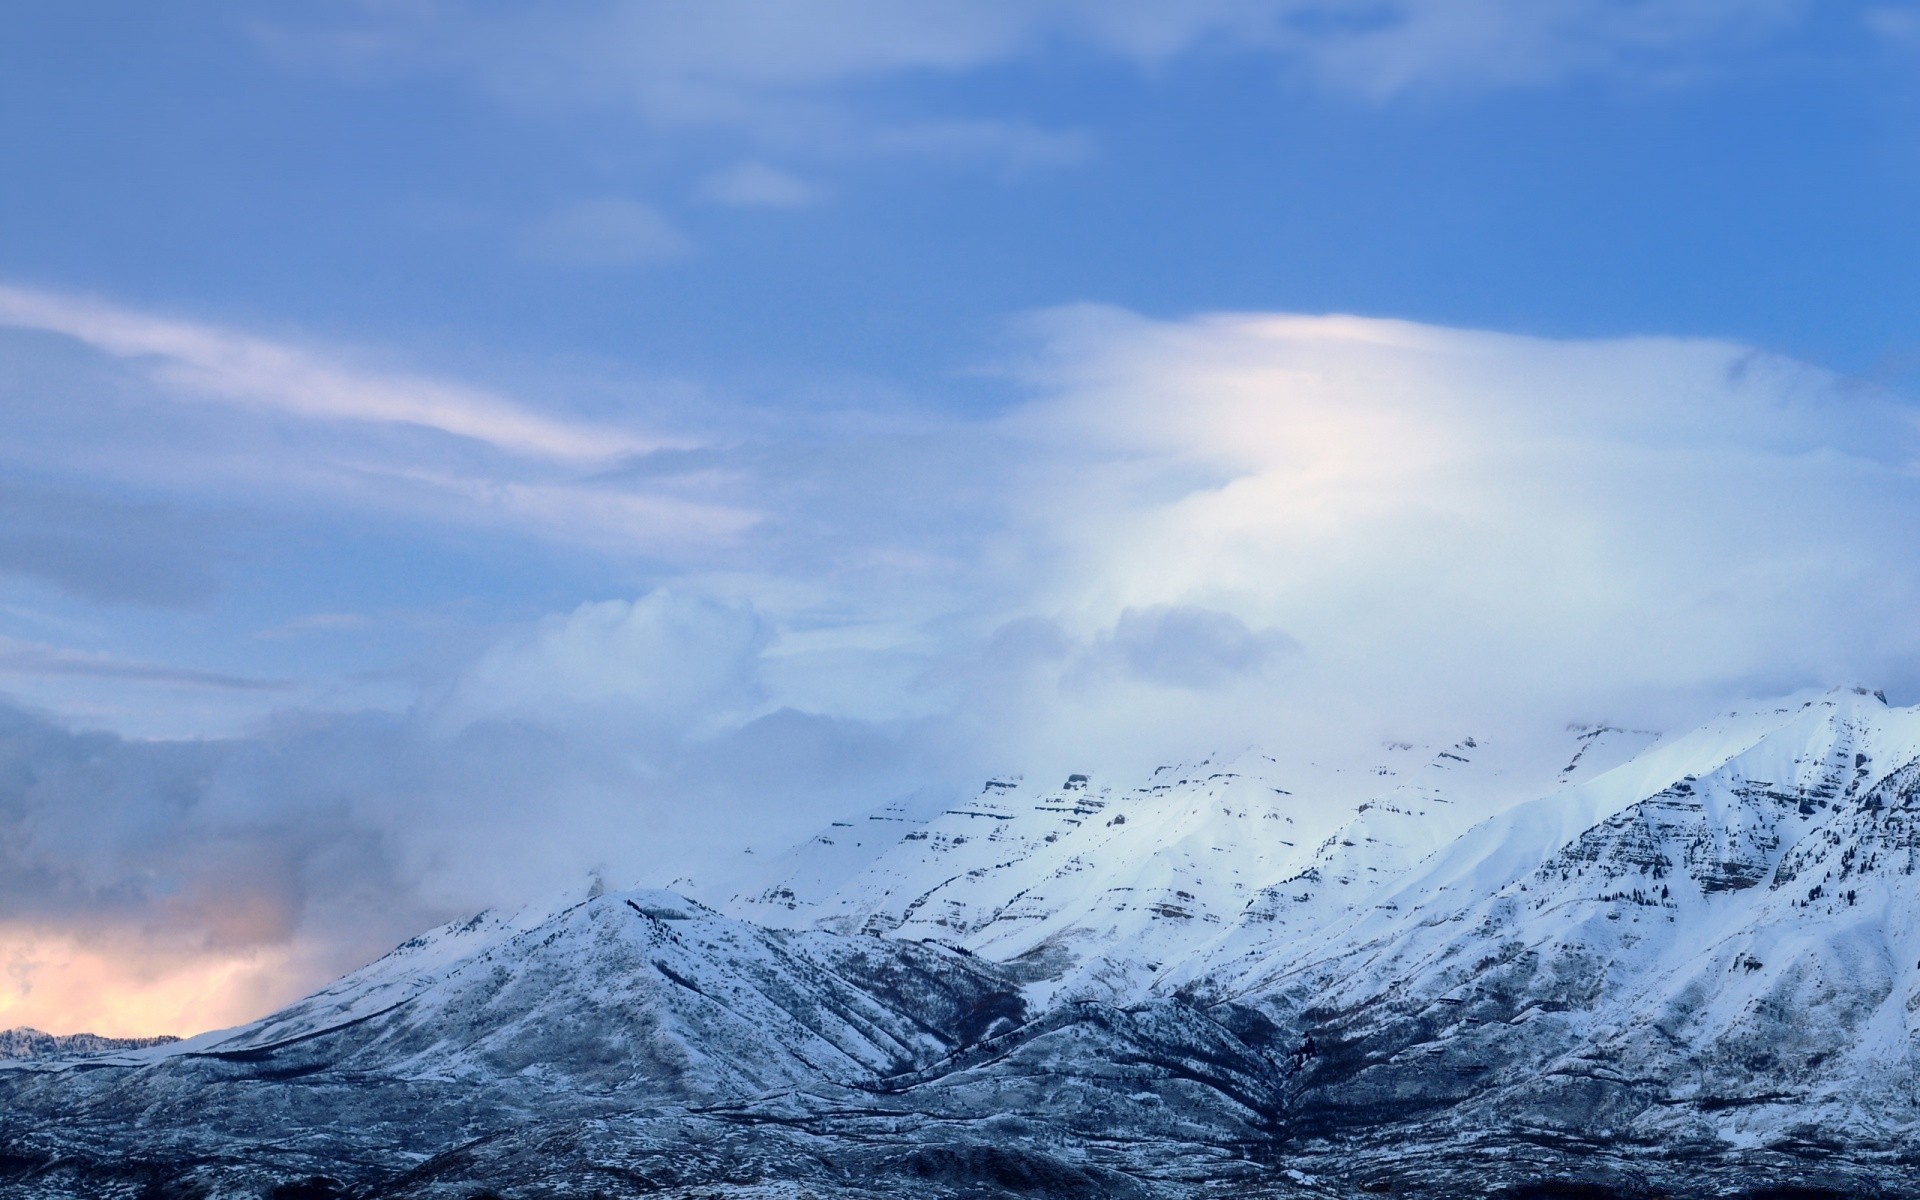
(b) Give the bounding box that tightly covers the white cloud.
[16,299,1920,1036]
[394,470,760,555]
[863,119,1095,170]
[1283,0,1809,97]
[404,304,1920,794]
[402,303,1920,784]
[287,0,1815,116]
[0,287,756,577]
[695,161,826,208]
[956,305,1920,772]
[520,198,694,267]
[0,284,670,463]
[438,591,769,731]
[253,0,1821,198]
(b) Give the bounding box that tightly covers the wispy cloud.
[520,198,694,267]
[1286,0,1812,98]
[272,1,1818,117]
[864,119,1095,171]
[393,469,762,551]
[237,0,1829,229]
[0,636,294,692]
[0,285,676,463]
[695,162,826,208]
[250,613,376,640]
[1863,4,1920,41]
[0,284,758,563]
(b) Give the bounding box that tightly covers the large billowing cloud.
[968,308,1920,770]
[5,299,1920,1036]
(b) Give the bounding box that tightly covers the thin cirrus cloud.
[287,0,1824,117]
[695,162,826,208]
[399,469,762,553]
[245,0,1836,214]
[0,284,672,463]
[0,284,761,566]
[0,635,292,693]
[1271,0,1815,98]
[519,198,695,267]
[862,119,1096,171]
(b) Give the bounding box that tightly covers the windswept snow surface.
[5,688,1920,1198]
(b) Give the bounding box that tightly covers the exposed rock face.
[1243,691,1920,1157]
[4,689,1919,1198]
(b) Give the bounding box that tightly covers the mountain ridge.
[3,686,1917,1198]
[0,1028,179,1061]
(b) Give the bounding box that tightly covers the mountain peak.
[10,693,1920,1197]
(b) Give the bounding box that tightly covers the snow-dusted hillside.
[4,688,1918,1199]
[725,724,1656,1005]
[14,889,1022,1104]
[1225,688,1920,1152]
[0,1029,177,1060]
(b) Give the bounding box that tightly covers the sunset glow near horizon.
[3,3,1919,1037]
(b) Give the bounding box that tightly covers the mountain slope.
[730,727,1656,1005]
[41,889,1025,1102]
[1233,689,1920,1155]
[0,889,1031,1197]
[0,1029,177,1060]
[6,690,1920,1198]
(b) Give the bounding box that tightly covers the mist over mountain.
[6,4,1920,1197]
[7,687,1918,1197]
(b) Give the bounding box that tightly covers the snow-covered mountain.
[0,1028,177,1060]
[1232,687,1920,1154]
[161,888,1023,1104]
[722,723,1657,1005]
[4,688,1918,1198]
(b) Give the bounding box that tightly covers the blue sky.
[7,3,1918,382]
[3,2,1920,1035]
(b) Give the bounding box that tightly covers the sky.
[2,1,1920,1037]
